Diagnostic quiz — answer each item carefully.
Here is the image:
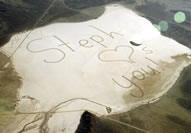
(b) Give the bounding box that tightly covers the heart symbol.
[98,45,135,63]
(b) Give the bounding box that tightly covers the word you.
[112,57,161,98]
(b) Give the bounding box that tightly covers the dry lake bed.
[0,0,191,133]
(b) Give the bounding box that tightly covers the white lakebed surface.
[1,5,191,133]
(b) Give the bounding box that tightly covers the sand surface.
[1,5,191,133]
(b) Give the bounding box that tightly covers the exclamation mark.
[4,62,10,68]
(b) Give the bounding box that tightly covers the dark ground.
[0,0,191,132]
